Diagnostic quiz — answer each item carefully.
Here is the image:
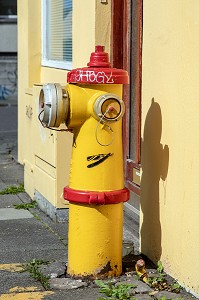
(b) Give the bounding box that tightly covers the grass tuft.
[21,258,50,290]
[14,201,37,210]
[0,183,25,195]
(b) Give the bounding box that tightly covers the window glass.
[0,0,17,18]
[42,0,72,70]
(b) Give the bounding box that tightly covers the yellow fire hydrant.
[39,46,129,277]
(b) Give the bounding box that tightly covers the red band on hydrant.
[67,45,129,85]
[64,187,130,205]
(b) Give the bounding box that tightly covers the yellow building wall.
[18,0,111,210]
[141,0,199,295]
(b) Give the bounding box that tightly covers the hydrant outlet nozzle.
[93,93,125,123]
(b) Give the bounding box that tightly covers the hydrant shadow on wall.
[38,46,129,277]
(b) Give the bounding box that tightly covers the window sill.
[42,60,72,71]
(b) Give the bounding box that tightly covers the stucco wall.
[141,0,199,295]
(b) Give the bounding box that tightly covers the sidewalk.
[0,101,197,300]
[0,100,102,299]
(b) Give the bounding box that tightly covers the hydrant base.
[67,202,124,277]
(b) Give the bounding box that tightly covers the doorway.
[111,0,143,252]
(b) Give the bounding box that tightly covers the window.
[42,0,72,70]
[0,0,17,21]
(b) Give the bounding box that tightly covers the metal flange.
[39,83,69,128]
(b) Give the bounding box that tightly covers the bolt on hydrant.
[38,46,129,277]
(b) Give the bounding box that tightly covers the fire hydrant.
[39,46,129,277]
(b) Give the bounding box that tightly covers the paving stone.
[0,270,44,294]
[49,278,88,290]
[39,261,67,278]
[134,281,153,294]
[0,179,6,190]
[0,194,22,208]
[116,275,139,285]
[134,295,153,300]
[0,218,68,263]
[0,207,33,220]
[0,157,11,165]
[41,287,102,300]
[0,142,15,154]
[116,275,153,294]
[154,290,184,299]
[17,192,32,204]
[0,160,24,185]
[181,297,199,300]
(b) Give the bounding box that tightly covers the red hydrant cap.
[87,45,111,68]
[67,45,129,84]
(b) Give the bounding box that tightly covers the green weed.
[0,183,25,195]
[157,261,164,274]
[95,280,137,300]
[149,261,182,294]
[171,282,182,293]
[21,258,50,290]
[148,273,166,286]
[14,201,37,210]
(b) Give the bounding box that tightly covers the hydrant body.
[39,46,129,277]
[66,84,126,276]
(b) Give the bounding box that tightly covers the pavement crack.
[30,211,68,247]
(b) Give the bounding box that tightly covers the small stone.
[49,278,88,290]
[39,261,66,278]
[147,268,159,277]
[50,273,58,279]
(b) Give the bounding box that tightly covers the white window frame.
[42,0,72,70]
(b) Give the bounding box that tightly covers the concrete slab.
[0,208,33,220]
[0,270,44,294]
[40,287,102,300]
[0,249,68,265]
[0,179,7,190]
[0,160,24,185]
[28,208,68,243]
[0,218,68,263]
[0,194,23,208]
[17,192,32,204]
